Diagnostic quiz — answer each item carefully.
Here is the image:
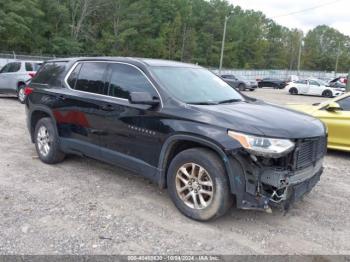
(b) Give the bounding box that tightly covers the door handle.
[101,104,115,111]
[58,95,67,100]
[90,129,107,135]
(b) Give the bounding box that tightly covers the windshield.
[151,67,244,104]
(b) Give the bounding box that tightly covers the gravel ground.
[0,89,349,255]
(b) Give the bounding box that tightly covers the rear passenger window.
[74,62,108,95]
[31,62,66,86]
[25,63,33,71]
[108,63,156,99]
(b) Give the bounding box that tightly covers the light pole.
[297,33,304,76]
[219,12,233,75]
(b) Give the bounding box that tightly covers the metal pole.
[219,16,229,75]
[297,34,303,76]
[335,42,341,77]
[347,71,350,92]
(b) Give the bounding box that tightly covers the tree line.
[0,0,349,72]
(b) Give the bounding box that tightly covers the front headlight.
[228,131,295,158]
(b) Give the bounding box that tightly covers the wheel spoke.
[191,163,196,177]
[184,191,192,200]
[192,193,199,209]
[198,193,208,208]
[199,189,213,196]
[179,167,191,179]
[177,176,188,185]
[178,184,189,193]
[198,180,212,187]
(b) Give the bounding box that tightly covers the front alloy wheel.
[175,163,214,209]
[167,148,233,221]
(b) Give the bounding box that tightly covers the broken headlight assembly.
[228,131,295,158]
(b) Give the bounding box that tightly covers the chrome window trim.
[63,60,164,108]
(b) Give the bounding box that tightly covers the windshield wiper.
[189,102,218,105]
[217,99,242,104]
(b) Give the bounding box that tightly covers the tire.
[34,117,65,164]
[167,148,233,221]
[289,87,298,95]
[17,84,26,104]
[322,90,333,98]
[238,84,245,91]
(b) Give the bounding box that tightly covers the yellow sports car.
[288,93,350,152]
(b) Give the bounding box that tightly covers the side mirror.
[326,102,342,112]
[129,92,160,106]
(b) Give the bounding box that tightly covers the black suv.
[25,57,327,221]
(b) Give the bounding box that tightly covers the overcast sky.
[229,0,350,36]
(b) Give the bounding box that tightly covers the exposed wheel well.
[161,140,225,188]
[30,111,51,142]
[17,81,26,91]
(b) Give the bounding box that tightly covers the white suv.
[0,61,42,103]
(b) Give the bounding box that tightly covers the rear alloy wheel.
[167,148,233,221]
[17,84,26,104]
[34,117,65,164]
[322,90,333,98]
[238,84,245,91]
[289,88,298,95]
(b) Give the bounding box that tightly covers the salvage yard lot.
[0,89,349,255]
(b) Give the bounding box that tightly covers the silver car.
[0,61,42,103]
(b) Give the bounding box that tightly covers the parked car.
[221,74,257,91]
[0,61,42,103]
[287,79,344,98]
[25,57,327,221]
[288,93,350,152]
[328,76,347,89]
[258,78,287,89]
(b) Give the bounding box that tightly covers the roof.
[47,57,201,68]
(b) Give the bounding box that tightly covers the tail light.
[24,86,34,96]
[28,72,36,78]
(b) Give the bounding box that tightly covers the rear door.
[55,61,110,157]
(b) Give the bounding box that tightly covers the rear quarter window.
[31,62,67,86]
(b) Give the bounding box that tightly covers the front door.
[97,62,165,178]
[0,62,21,92]
[315,96,350,149]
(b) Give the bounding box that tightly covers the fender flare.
[29,106,58,142]
[157,134,238,191]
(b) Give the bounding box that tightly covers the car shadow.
[0,95,17,100]
[327,149,350,158]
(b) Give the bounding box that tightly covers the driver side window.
[309,80,320,86]
[338,97,350,111]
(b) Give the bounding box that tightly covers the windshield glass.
[151,67,244,104]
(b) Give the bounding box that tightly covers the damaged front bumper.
[228,154,324,212]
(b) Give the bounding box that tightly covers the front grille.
[294,136,327,170]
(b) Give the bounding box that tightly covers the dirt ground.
[0,89,349,255]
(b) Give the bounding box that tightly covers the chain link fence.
[0,51,346,81]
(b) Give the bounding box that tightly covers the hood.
[187,101,325,139]
[287,104,319,115]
